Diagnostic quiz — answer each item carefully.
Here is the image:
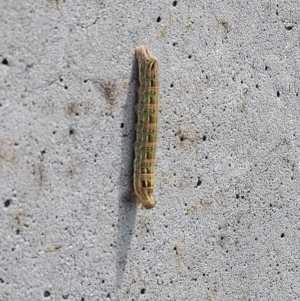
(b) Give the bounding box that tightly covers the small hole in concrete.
[4,199,11,207]
[173,1,177,6]
[285,25,293,30]
[277,91,280,97]
[157,16,161,22]
[196,177,202,187]
[281,233,285,238]
[2,58,8,65]
[44,291,51,297]
[141,288,146,294]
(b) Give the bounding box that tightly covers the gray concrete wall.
[1,1,300,300]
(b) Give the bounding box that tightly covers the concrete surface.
[1,1,300,300]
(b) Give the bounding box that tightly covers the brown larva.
[133,45,159,209]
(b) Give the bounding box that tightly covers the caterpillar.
[133,45,159,209]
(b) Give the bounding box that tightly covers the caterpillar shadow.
[115,56,138,296]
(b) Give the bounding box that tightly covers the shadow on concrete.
[115,56,138,297]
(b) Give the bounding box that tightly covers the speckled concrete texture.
[1,1,300,300]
